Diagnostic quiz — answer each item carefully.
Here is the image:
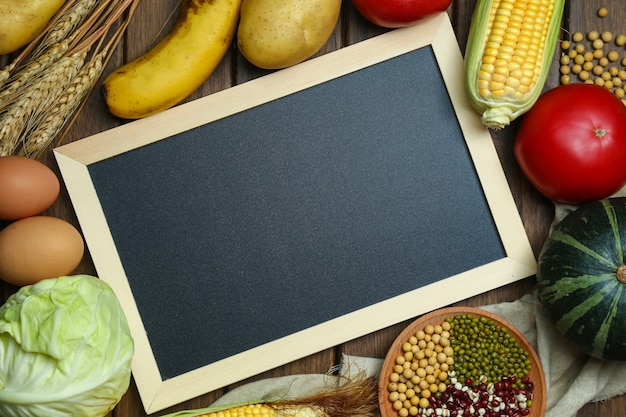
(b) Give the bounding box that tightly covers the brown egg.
[0,155,60,220]
[0,216,85,286]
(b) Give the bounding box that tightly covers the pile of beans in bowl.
[385,314,536,417]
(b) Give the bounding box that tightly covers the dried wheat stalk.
[0,51,87,156]
[20,50,106,158]
[36,0,100,53]
[0,0,141,158]
[0,38,73,106]
[0,66,12,88]
[0,85,39,156]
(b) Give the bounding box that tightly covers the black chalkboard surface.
[89,44,501,379]
[55,13,536,414]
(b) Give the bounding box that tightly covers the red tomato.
[351,0,452,28]
[514,84,626,204]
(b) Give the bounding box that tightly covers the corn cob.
[160,375,378,417]
[464,0,566,129]
[194,403,320,417]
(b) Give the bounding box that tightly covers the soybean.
[559,15,626,106]
[387,320,454,414]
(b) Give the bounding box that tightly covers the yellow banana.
[103,0,242,119]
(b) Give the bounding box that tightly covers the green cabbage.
[0,275,134,417]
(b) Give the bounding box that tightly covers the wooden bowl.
[378,307,546,417]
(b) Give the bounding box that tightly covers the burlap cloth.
[201,193,626,417]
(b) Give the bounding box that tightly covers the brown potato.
[0,0,66,55]
[237,0,341,69]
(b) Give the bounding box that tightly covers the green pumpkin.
[537,197,626,361]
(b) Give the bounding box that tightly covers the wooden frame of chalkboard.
[54,12,536,414]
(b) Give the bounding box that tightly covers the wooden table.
[1,0,625,416]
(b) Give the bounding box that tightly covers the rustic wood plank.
[1,1,625,416]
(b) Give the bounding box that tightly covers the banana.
[102,0,242,119]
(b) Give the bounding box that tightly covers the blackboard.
[54,13,536,414]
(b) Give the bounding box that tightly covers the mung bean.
[448,314,531,388]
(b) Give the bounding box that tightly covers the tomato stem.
[617,265,626,283]
[594,128,607,137]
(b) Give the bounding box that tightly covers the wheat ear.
[0,83,41,156]
[0,66,12,89]
[0,0,140,157]
[35,0,100,56]
[20,50,106,158]
[0,39,73,107]
[0,51,86,156]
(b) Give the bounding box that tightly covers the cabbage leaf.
[0,275,134,417]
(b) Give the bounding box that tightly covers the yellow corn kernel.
[465,0,565,129]
[197,404,320,417]
[200,404,277,417]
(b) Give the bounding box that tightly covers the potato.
[237,0,341,69]
[0,0,66,55]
